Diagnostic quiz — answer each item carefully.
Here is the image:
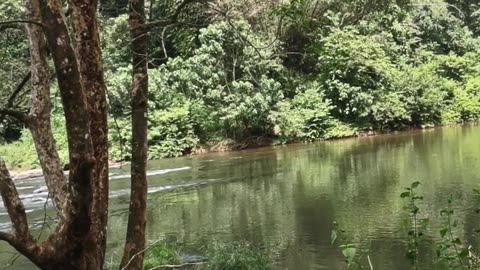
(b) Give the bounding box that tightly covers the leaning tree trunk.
[119,0,149,268]
[24,0,67,214]
[0,0,108,268]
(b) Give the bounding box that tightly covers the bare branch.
[0,161,35,242]
[0,24,23,32]
[0,161,29,236]
[0,71,32,124]
[0,109,31,125]
[0,20,44,28]
[0,231,17,246]
[140,0,205,31]
[147,262,206,270]
[0,160,40,262]
[171,0,198,22]
[9,72,31,108]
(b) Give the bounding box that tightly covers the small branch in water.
[367,255,373,270]
[147,262,206,270]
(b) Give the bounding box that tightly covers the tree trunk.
[0,0,108,268]
[69,0,109,265]
[25,0,67,214]
[119,0,149,268]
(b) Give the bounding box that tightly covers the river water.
[0,125,479,269]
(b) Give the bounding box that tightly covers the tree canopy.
[1,0,480,166]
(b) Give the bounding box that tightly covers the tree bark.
[69,0,109,265]
[34,0,98,267]
[0,0,108,268]
[25,0,67,213]
[119,0,149,268]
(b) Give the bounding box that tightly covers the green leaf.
[440,228,448,238]
[411,181,421,188]
[421,218,429,230]
[452,238,462,245]
[342,247,356,264]
[459,248,469,259]
[331,230,337,245]
[400,192,410,198]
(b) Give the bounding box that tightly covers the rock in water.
[179,254,208,264]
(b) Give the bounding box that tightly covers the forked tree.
[0,0,199,269]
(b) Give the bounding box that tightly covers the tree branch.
[0,160,39,261]
[147,262,206,270]
[140,0,205,31]
[0,109,31,126]
[0,20,44,28]
[0,24,23,32]
[0,231,17,246]
[171,0,198,22]
[0,161,33,241]
[0,71,32,124]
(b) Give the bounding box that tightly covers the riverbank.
[5,122,478,176]
[191,123,469,154]
[10,161,126,181]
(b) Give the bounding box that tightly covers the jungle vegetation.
[2,0,480,169]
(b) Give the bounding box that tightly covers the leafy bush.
[109,117,131,161]
[149,104,199,159]
[0,130,38,170]
[4,2,480,167]
[324,120,358,140]
[106,66,199,160]
[450,76,480,122]
[0,115,68,170]
[101,15,131,71]
[370,92,410,130]
[315,27,398,124]
[392,61,453,127]
[272,82,332,141]
[206,241,271,270]
[157,20,284,139]
[143,243,180,269]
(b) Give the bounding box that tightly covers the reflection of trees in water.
[104,126,480,269]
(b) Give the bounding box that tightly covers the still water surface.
[1,125,480,269]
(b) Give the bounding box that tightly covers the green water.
[1,125,480,269]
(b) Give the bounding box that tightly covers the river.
[0,125,479,269]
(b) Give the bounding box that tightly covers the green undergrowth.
[105,241,271,270]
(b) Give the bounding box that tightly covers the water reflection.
[1,125,480,269]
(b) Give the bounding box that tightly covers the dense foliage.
[2,0,480,168]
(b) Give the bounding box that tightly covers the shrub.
[148,104,199,159]
[0,130,38,170]
[393,60,455,127]
[324,120,358,140]
[272,81,332,142]
[158,20,284,139]
[315,27,398,124]
[143,243,180,269]
[0,115,68,170]
[206,241,271,270]
[450,76,480,122]
[109,117,132,161]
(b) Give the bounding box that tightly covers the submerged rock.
[179,255,208,264]
[33,186,48,193]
